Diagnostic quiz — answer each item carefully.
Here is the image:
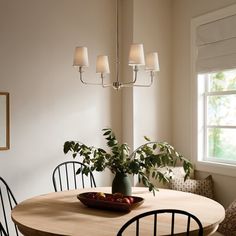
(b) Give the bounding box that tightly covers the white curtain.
[196,14,236,73]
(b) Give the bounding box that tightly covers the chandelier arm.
[101,84,113,88]
[122,78,153,87]
[122,71,154,88]
[132,78,153,87]
[78,67,101,86]
[121,65,138,86]
[78,67,112,87]
[101,74,113,88]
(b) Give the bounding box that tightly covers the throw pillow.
[170,175,214,199]
[217,199,236,235]
[150,166,195,189]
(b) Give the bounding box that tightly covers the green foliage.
[64,128,193,194]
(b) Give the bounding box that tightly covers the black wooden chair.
[52,161,96,192]
[0,222,8,236]
[117,209,203,236]
[0,177,19,236]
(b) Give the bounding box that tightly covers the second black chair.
[52,161,96,192]
[117,209,203,236]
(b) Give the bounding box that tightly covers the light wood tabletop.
[11,187,225,236]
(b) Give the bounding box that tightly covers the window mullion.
[206,90,236,96]
[207,125,236,129]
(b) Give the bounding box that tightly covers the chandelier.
[73,0,160,90]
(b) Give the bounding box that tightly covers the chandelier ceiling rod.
[116,0,119,86]
[73,0,160,90]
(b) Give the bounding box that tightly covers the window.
[198,70,236,165]
[191,4,236,175]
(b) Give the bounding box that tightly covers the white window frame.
[191,4,236,177]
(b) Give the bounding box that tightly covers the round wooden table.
[11,187,225,236]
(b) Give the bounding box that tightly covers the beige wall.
[172,0,236,208]
[0,0,172,202]
[120,0,173,186]
[0,0,235,209]
[121,0,135,148]
[0,0,121,201]
[121,0,172,148]
[133,0,172,148]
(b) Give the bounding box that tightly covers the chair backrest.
[0,177,19,236]
[117,209,203,236]
[52,161,96,192]
[0,222,8,236]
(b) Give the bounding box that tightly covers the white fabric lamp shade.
[96,55,110,74]
[145,52,160,71]
[128,44,145,66]
[73,47,89,67]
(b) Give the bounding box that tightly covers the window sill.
[195,160,236,177]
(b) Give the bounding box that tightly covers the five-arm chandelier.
[73,0,160,90]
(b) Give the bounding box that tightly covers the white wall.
[121,0,135,149]
[0,0,121,201]
[172,0,236,208]
[1,0,234,210]
[120,0,172,186]
[133,0,172,148]
[0,0,172,203]
[121,0,173,148]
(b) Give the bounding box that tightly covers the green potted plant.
[64,128,193,195]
